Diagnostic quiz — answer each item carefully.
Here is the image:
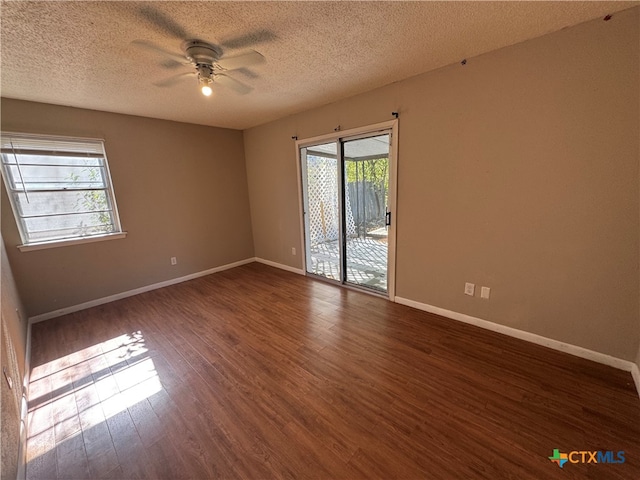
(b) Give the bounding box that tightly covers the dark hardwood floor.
[26,262,640,479]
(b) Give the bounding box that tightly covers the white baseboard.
[632,363,640,398]
[28,258,255,324]
[395,297,639,395]
[254,257,305,275]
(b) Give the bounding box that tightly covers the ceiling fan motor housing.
[183,40,221,66]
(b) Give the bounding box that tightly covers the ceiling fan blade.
[138,5,189,40]
[215,74,252,95]
[233,67,259,80]
[131,40,185,63]
[220,30,277,50]
[161,59,190,70]
[154,72,196,88]
[217,51,265,71]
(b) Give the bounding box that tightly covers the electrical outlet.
[291,247,296,255]
[481,287,491,299]
[464,282,475,296]
[170,257,177,265]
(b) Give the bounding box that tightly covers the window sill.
[17,232,127,252]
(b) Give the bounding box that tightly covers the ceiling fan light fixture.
[200,81,213,97]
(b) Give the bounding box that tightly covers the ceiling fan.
[132,6,273,97]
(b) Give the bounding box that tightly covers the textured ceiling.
[1,1,637,130]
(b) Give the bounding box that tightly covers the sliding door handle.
[385,211,391,226]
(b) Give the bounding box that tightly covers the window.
[1,132,124,250]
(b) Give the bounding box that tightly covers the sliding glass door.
[343,134,390,292]
[300,142,342,282]
[299,128,394,295]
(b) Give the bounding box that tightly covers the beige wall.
[1,233,28,480]
[1,99,254,316]
[245,8,640,360]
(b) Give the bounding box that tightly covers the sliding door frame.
[295,119,399,300]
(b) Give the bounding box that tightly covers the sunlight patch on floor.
[26,330,161,464]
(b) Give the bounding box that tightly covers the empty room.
[1,1,640,479]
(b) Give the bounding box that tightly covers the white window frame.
[0,132,126,252]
